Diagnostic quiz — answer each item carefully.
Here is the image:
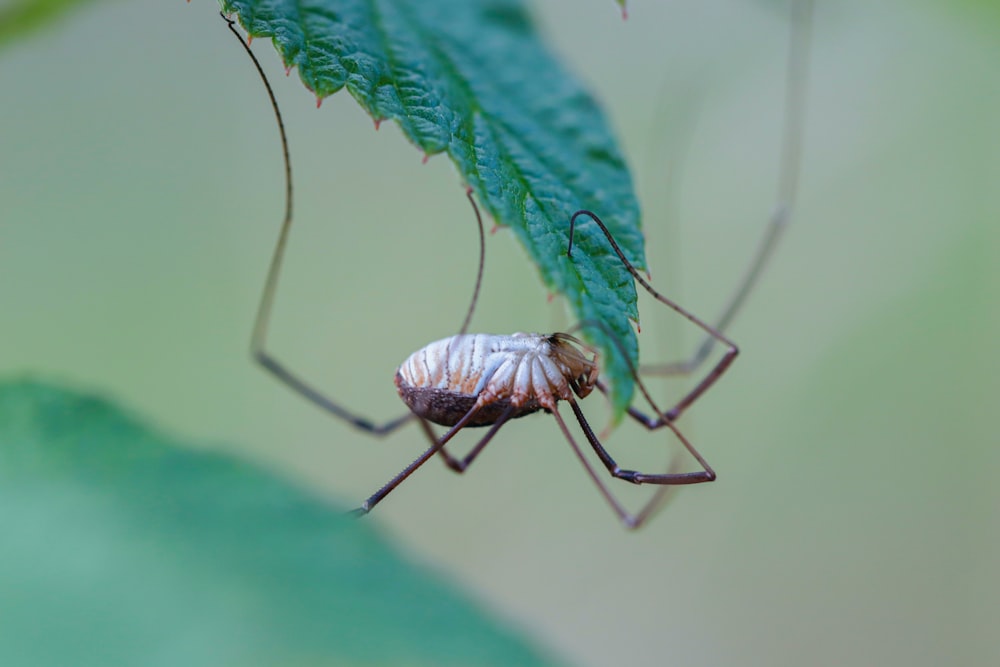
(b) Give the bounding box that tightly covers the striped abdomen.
[394,333,599,427]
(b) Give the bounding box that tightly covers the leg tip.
[347,505,370,518]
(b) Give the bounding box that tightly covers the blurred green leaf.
[0,379,567,667]
[0,0,99,48]
[221,0,645,418]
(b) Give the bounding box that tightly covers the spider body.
[395,332,599,428]
[225,0,813,527]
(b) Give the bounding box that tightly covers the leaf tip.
[373,118,382,131]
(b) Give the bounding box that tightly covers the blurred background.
[2,0,997,665]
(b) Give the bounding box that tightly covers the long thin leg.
[590,376,673,431]
[552,404,688,530]
[353,401,496,514]
[568,211,737,425]
[552,405,636,528]
[568,396,715,484]
[569,321,717,509]
[643,0,813,377]
[455,187,487,337]
[226,15,485,435]
[421,404,516,473]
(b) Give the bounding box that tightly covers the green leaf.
[221,0,645,418]
[0,0,100,49]
[0,378,567,667]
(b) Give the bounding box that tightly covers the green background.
[2,1,997,666]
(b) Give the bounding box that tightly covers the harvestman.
[222,3,811,529]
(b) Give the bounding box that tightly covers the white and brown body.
[395,333,600,428]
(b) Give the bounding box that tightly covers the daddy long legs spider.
[222,0,811,529]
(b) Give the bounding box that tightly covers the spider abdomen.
[394,333,598,427]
